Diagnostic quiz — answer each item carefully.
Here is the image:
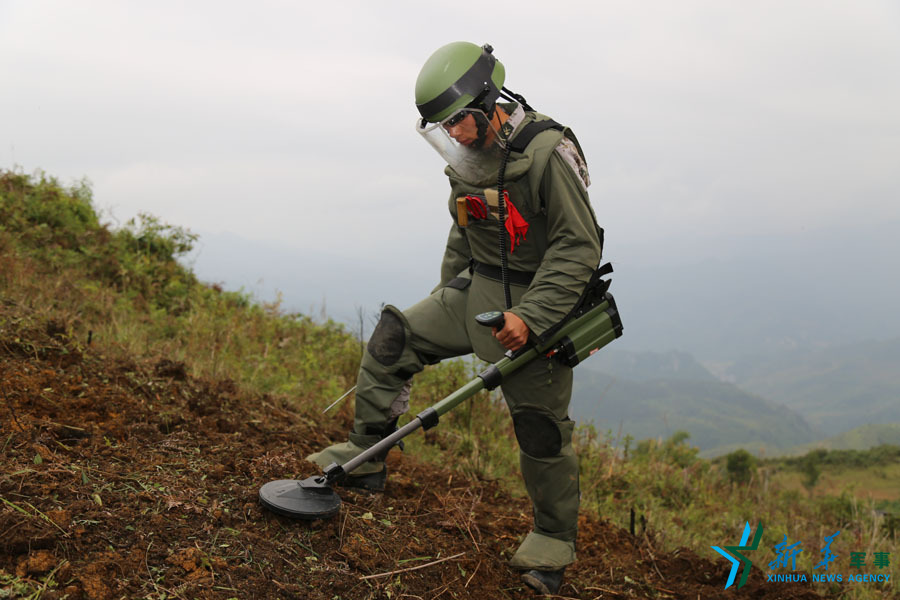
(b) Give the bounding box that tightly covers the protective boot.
[340,466,387,492]
[509,531,575,571]
[307,437,386,490]
[521,568,565,595]
[306,419,403,492]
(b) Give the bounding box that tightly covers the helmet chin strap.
[469,87,495,117]
[467,86,497,149]
[472,116,489,149]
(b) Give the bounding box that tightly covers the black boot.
[339,466,387,492]
[342,417,405,492]
[521,568,565,595]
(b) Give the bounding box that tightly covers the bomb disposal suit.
[308,42,604,574]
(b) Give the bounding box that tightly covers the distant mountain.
[578,349,719,383]
[571,352,819,454]
[726,337,900,436]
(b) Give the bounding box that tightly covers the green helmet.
[415,42,506,123]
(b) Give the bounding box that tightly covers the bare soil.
[0,322,823,599]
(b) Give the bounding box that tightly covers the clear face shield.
[416,108,505,182]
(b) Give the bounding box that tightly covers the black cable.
[497,143,513,311]
[501,86,534,112]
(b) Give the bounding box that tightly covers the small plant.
[800,452,823,493]
[725,449,757,484]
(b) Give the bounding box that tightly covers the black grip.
[475,310,505,329]
[417,407,440,430]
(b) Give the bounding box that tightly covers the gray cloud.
[3,0,898,267]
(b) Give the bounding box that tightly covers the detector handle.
[475,310,505,330]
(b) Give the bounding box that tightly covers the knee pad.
[367,306,407,366]
[513,410,563,459]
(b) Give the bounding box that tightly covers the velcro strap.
[445,277,472,290]
[596,262,613,278]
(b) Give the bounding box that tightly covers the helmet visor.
[416,108,504,182]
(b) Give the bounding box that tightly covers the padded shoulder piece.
[507,119,564,154]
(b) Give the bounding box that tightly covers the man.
[309,41,604,595]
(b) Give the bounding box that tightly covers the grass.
[2,167,898,598]
[0,569,58,600]
[771,463,900,504]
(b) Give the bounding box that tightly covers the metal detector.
[259,290,622,520]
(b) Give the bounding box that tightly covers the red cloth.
[464,192,529,252]
[503,191,529,252]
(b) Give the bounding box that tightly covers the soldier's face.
[443,112,495,149]
[417,107,505,180]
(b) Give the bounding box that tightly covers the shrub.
[725,449,757,484]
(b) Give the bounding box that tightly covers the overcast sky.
[3,1,899,308]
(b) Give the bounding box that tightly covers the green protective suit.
[309,103,603,570]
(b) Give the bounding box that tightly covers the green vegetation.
[2,168,898,599]
[764,445,900,519]
[781,424,900,456]
[775,445,900,471]
[726,448,758,484]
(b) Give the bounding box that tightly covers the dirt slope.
[0,323,822,599]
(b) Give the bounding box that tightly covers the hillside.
[0,312,830,599]
[2,169,878,599]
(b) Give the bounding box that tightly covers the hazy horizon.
[185,215,900,363]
